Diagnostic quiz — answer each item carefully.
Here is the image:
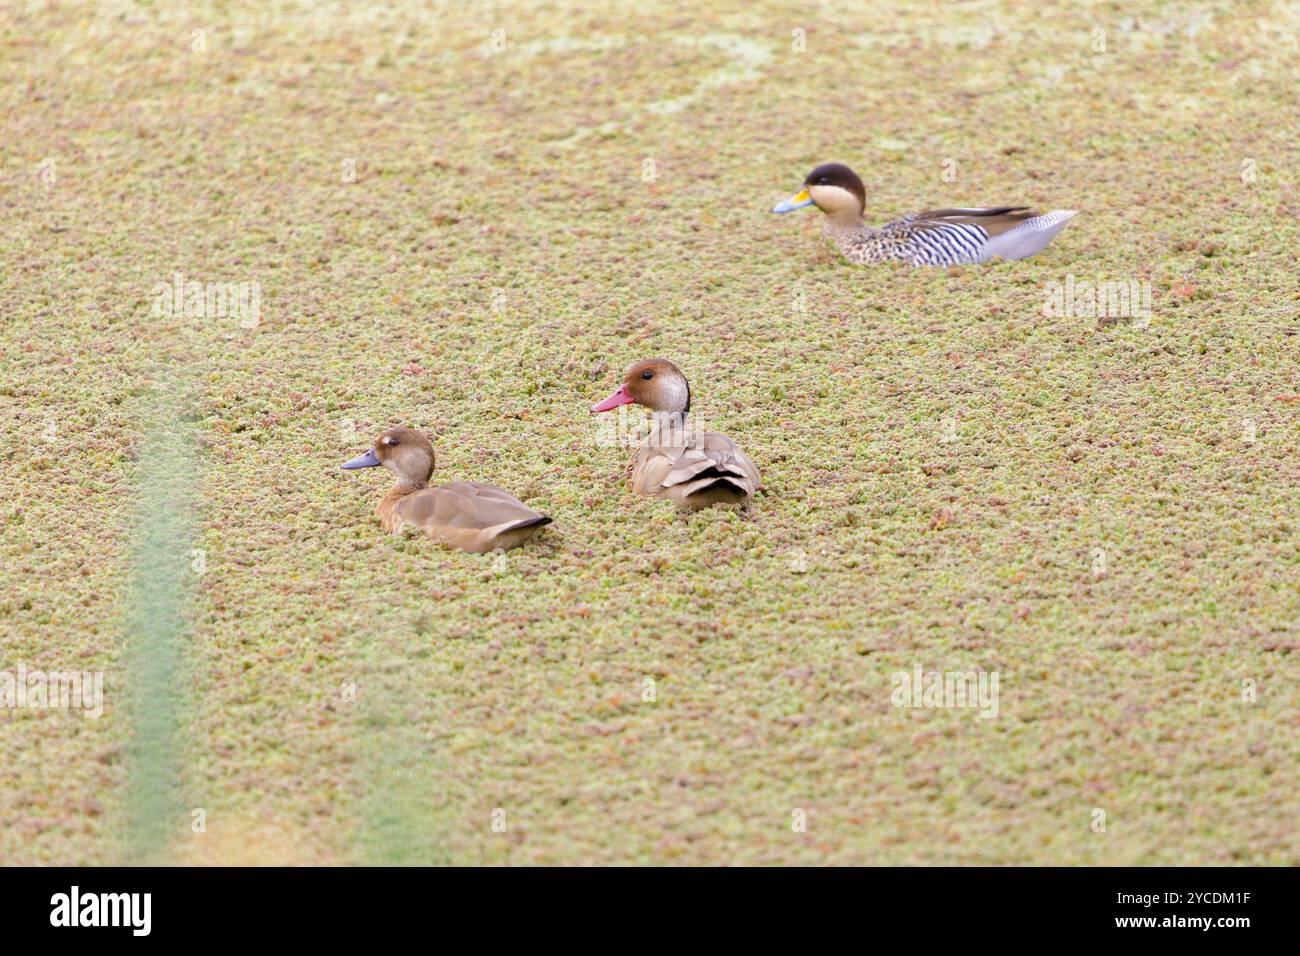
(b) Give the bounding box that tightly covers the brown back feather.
[913,207,1039,237]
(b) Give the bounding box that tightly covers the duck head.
[341,427,435,490]
[772,163,866,223]
[591,358,691,416]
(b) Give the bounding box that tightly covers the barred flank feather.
[829,207,1078,266]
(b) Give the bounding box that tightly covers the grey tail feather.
[506,514,552,531]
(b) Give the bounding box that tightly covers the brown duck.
[341,427,550,553]
[591,359,760,510]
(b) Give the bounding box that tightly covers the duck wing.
[907,207,1039,236]
[632,432,759,509]
[886,207,1076,265]
[392,482,550,552]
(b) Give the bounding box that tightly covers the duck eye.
[641,371,654,380]
[818,176,828,184]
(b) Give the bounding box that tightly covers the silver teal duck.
[773,162,1077,267]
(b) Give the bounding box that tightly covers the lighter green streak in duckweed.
[125,393,197,863]
[357,636,454,865]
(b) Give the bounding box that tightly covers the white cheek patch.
[809,184,861,216]
[659,375,689,414]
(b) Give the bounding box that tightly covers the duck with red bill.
[590,383,635,413]
[588,358,760,511]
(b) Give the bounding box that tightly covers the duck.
[772,162,1077,267]
[340,427,550,553]
[590,359,760,510]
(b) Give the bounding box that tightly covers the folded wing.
[910,207,1039,236]
[895,207,1077,265]
[388,482,550,552]
[632,432,760,509]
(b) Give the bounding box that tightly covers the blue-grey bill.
[341,449,381,469]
